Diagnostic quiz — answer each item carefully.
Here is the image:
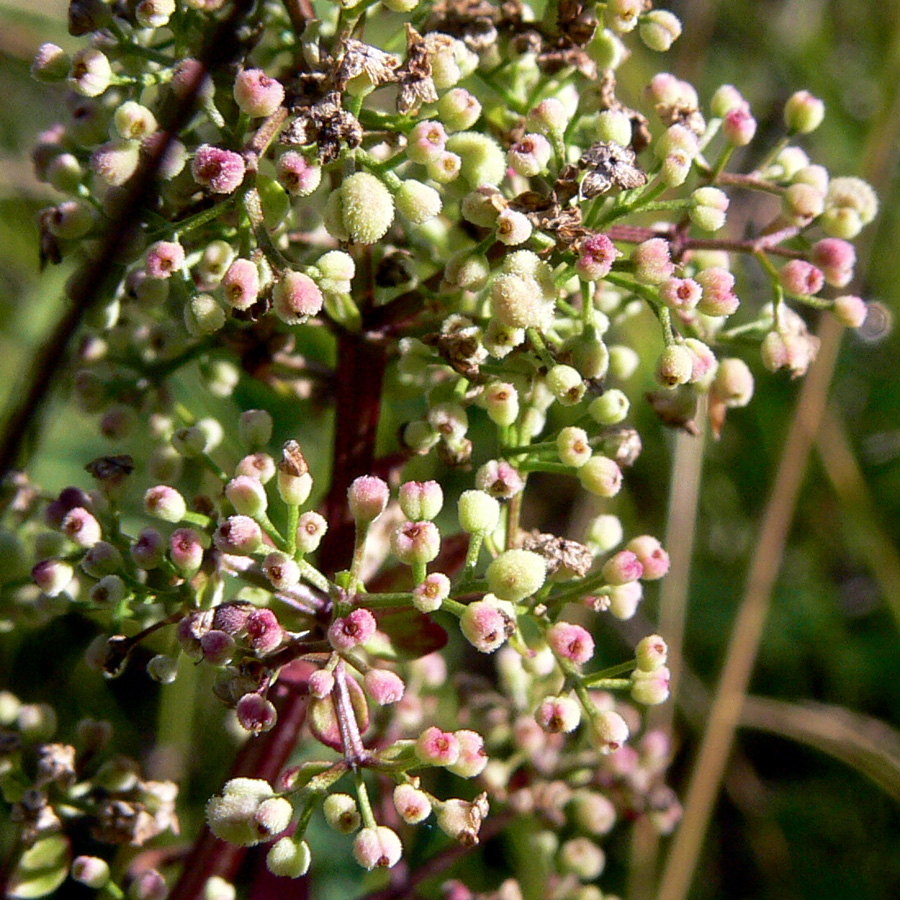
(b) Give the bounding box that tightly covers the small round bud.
[307,669,334,699]
[491,274,553,330]
[68,48,112,97]
[393,784,431,823]
[589,389,629,425]
[575,233,617,281]
[276,152,321,197]
[589,709,630,754]
[495,209,533,246]
[353,826,402,870]
[626,535,670,580]
[234,69,284,118]
[784,90,825,133]
[144,485,186,523]
[601,549,644,585]
[91,139,140,187]
[557,426,592,468]
[508,133,552,177]
[348,475,389,525]
[364,669,405,705]
[437,88,481,132]
[326,173,394,244]
[391,520,441,565]
[135,0,175,28]
[547,365,586,406]
[636,634,669,671]
[696,267,740,316]
[236,693,277,733]
[129,869,167,900]
[640,10,682,52]
[547,621,595,666]
[446,131,506,188]
[690,187,729,232]
[460,595,516,653]
[170,528,205,573]
[811,238,856,287]
[328,608,377,651]
[192,145,246,194]
[205,778,278,847]
[656,345,694,387]
[395,179,442,225]
[131,529,165,570]
[226,476,268,518]
[266,838,311,879]
[447,729,488,778]
[571,792,616,836]
[272,271,324,325]
[482,382,519,427]
[262,552,301,590]
[246,609,284,653]
[832,294,868,328]
[782,182,825,225]
[596,109,632,146]
[214,516,263,556]
[323,794,360,833]
[185,293,226,336]
[535,695,581,733]
[486,550,547,602]
[407,121,447,165]
[631,666,671,705]
[780,259,824,296]
[722,104,757,146]
[712,358,754,407]
[526,97,569,135]
[577,455,623,498]
[633,238,674,285]
[413,573,451,613]
[222,259,260,311]
[32,43,70,82]
[415,726,461,766]
[72,856,110,889]
[458,490,501,534]
[147,654,179,683]
[399,481,443,521]
[296,512,327,553]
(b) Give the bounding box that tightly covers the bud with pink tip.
[535,695,581,733]
[364,669,405,705]
[192,145,246,194]
[328,608,377,651]
[353,826,402,870]
[233,68,284,118]
[547,621,595,666]
[246,608,284,653]
[626,535,670,580]
[170,528,205,573]
[347,475,389,526]
[415,726,461,766]
[393,784,432,823]
[214,516,262,555]
[589,709,630,754]
[413,573,451,613]
[631,665,671,705]
[398,481,443,521]
[237,692,277,733]
[448,729,489,778]
[832,294,868,328]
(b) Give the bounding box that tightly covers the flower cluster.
[1,0,879,896]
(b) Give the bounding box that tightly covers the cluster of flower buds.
[5,0,880,895]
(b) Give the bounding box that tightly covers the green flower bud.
[589,389,629,424]
[266,838,311,879]
[547,364,586,406]
[486,549,547,602]
[446,131,506,188]
[395,179,442,224]
[325,172,394,244]
[458,490,501,534]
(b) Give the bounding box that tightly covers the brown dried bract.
[335,39,400,91]
[579,141,647,198]
[396,25,439,115]
[281,91,362,163]
[523,531,594,578]
[279,439,309,477]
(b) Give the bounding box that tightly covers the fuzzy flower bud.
[91,139,140,187]
[495,208,533,246]
[780,260,824,296]
[348,475,389,525]
[272,271,324,324]
[192,145,246,194]
[407,121,447,165]
[214,516,262,556]
[391,520,441,565]
[631,666,671,705]
[557,426,592,468]
[353,826,402,870]
[262,552,301,590]
[527,98,569,135]
[784,90,825,133]
[276,151,321,197]
[535,695,581,733]
[633,238,674,285]
[460,595,516,653]
[364,669,405,705]
[222,259,260,311]
[413,573,451,613]
[295,511,327,553]
[266,838,311,879]
[446,131,507,188]
[226,476,268,518]
[399,481,443,521]
[323,794,361,833]
[655,344,694,387]
[476,459,525,500]
[328,608,377,651]
[144,485,186,523]
[326,173,394,244]
[435,795,489,846]
[575,233,617,281]
[832,294,868,328]
[722,104,757,146]
[822,176,879,238]
[590,709,630,753]
[508,133,552,177]
[696,267,740,316]
[437,88,481,131]
[205,779,285,847]
[236,693,277,733]
[68,48,111,97]
[486,549,547,602]
[690,187,729,232]
[393,784,431,823]
[547,365,586,406]
[416,726,461,766]
[626,535,670,580]
[811,238,856,287]
[72,856,110,889]
[32,558,74,597]
[482,382,519,427]
[577,455,623,498]
[447,730,489,778]
[640,10,682,52]
[170,528,205,573]
[712,358,755,407]
[490,274,553,329]
[547,621,595,666]
[234,68,284,118]
[636,634,669,671]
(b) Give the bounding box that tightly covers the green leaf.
[6,835,71,899]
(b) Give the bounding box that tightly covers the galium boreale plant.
[0,0,876,898]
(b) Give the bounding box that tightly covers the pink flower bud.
[475,459,524,500]
[353,826,402,870]
[722,104,757,146]
[60,507,101,547]
[607,581,643,619]
[557,425,592,468]
[391,520,441,565]
[296,511,327,554]
[169,528,205,573]
[222,258,260,311]
[364,669,405,705]
[262,552,300,590]
[214,516,262,555]
[272,271,324,325]
[636,634,668,671]
[71,856,110,889]
[811,238,856,287]
[192,144,246,194]
[625,536,670,580]
[236,452,276,484]
[236,692,277,733]
[233,68,284,118]
[413,573,451,613]
[32,558,74,596]
[212,603,250,635]
[415,726,461,766]
[308,669,334,699]
[144,485,187,523]
[276,151,322,197]
[695,267,739,316]
[393,784,431,823]
[659,277,701,312]
[91,139,140,187]
[447,729,488,778]
[201,630,236,666]
[535,695,581,733]
[507,133,552,177]
[131,528,165,569]
[784,90,825,133]
[590,709,630,753]
[246,608,284,653]
[547,621,595,666]
[225,475,268,518]
[601,549,644,585]
[398,481,443,521]
[632,238,674,285]
[347,475,389,525]
[407,121,447,165]
[780,259,824,296]
[328,608,376,651]
[655,344,694,387]
[460,596,516,653]
[577,455,623,498]
[575,233,617,281]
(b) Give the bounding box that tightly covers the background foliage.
[1,1,899,898]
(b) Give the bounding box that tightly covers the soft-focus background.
[1,1,899,899]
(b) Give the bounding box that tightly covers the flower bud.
[722,104,757,146]
[91,139,140,187]
[476,459,525,500]
[246,609,284,653]
[626,535,670,580]
[690,187,729,232]
[391,520,441,565]
[68,48,111,97]
[364,669,405,705]
[326,173,394,244]
[589,389,630,425]
[170,528,205,573]
[655,344,694,387]
[589,709,630,753]
[437,88,481,132]
[457,490,501,534]
[780,259,824,296]
[535,695,581,733]
[811,238,856,287]
[296,511,327,553]
[205,778,281,847]
[236,693,277,733]
[266,838,311,879]
[446,131,506,188]
[782,182,825,225]
[202,631,236,667]
[559,837,606,881]
[632,238,674,285]
[399,481,443,521]
[526,98,568,135]
[447,729,488,778]
[262,552,300,590]
[135,0,175,28]
[631,666,671,705]
[234,68,284,118]
[225,476,268,518]
[238,410,273,451]
[32,559,74,597]
[784,90,825,133]
[490,274,553,330]
[348,475,389,525]
[547,365,586,406]
[711,357,754,407]
[557,426,592,468]
[495,209,533,246]
[636,634,668,671]
[508,133,552,177]
[547,621,595,666]
[696,267,739,316]
[393,784,431,823]
[607,581,643,619]
[273,271,324,325]
[577,455,623,498]
[486,549,547,602]
[640,10,682,52]
[192,145,246,195]
[435,795,488,846]
[276,151,321,196]
[214,516,262,556]
[222,259,260,311]
[307,669,334,699]
[323,794,360,833]
[131,528,165,570]
[144,485,187,523]
[416,726,461,766]
[185,294,226,336]
[32,43,70,82]
[277,441,313,506]
[328,608,377,651]
[72,856,110,889]
[413,573,450,613]
[460,595,516,653]
[575,233,617,281]
[395,179,442,225]
[353,826,402,870]
[832,294,868,328]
